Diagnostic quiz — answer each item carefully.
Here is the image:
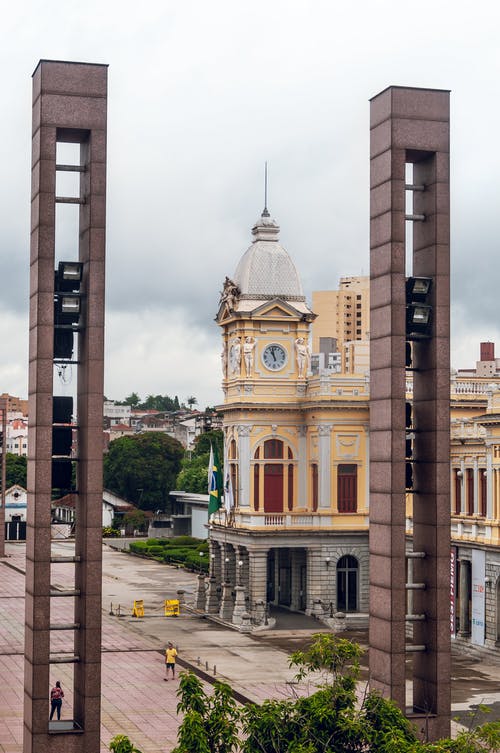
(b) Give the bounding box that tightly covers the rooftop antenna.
[262,162,270,217]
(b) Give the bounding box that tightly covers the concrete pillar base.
[206,576,220,614]
[232,585,246,625]
[219,582,234,621]
[195,574,206,611]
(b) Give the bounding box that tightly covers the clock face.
[262,343,287,371]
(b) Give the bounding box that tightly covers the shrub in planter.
[146,545,165,557]
[129,541,148,552]
[162,547,193,563]
[185,550,209,571]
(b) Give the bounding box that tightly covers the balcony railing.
[229,511,369,529]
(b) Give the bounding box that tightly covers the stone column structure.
[318,424,331,508]
[369,86,450,739]
[238,425,251,506]
[25,60,107,753]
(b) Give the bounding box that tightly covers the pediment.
[251,298,302,319]
[216,302,236,324]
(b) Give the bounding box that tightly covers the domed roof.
[233,210,305,302]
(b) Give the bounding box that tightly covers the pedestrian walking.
[164,641,178,681]
[49,681,64,720]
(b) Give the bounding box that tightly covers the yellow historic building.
[206,210,370,627]
[205,209,500,646]
[447,344,500,650]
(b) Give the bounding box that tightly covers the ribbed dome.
[233,211,305,301]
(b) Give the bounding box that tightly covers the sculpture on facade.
[295,337,310,378]
[219,276,240,311]
[221,343,227,378]
[243,336,256,377]
[229,337,242,375]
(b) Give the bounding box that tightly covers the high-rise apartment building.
[312,276,370,374]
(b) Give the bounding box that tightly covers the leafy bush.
[162,547,193,561]
[129,541,148,553]
[102,527,121,538]
[109,735,142,753]
[184,550,209,572]
[166,535,202,547]
[145,545,165,556]
[145,538,169,547]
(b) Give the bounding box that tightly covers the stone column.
[306,547,323,614]
[318,425,332,508]
[196,574,207,611]
[473,459,479,515]
[459,560,471,636]
[298,426,308,507]
[232,587,246,625]
[248,548,268,620]
[486,453,493,519]
[219,581,234,621]
[238,425,251,507]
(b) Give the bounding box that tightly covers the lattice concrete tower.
[369,87,451,740]
[25,60,107,752]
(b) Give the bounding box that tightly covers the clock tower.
[206,207,369,627]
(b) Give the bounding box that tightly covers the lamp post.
[238,559,243,586]
[199,551,204,573]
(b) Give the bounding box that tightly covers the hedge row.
[128,537,209,573]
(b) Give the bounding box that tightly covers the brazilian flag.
[208,444,223,517]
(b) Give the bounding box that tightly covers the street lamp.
[238,559,243,586]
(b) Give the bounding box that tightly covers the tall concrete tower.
[369,86,451,740]
[25,59,107,753]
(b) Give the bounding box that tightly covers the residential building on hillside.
[0,393,28,415]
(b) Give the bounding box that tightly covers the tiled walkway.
[0,545,315,753]
[0,549,211,752]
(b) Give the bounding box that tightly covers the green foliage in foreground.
[109,734,142,753]
[172,634,500,753]
[109,635,500,752]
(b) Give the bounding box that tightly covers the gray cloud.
[1,0,500,404]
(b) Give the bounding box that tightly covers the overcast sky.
[1,0,499,408]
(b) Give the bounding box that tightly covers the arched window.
[264,439,284,458]
[337,555,358,612]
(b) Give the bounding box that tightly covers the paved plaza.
[1,541,500,752]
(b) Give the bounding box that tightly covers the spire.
[261,161,270,218]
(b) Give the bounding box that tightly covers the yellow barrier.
[132,599,144,617]
[165,599,180,617]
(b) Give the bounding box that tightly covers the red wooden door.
[264,464,283,512]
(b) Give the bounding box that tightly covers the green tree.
[176,453,211,494]
[172,634,500,753]
[120,392,141,407]
[176,430,224,494]
[193,430,223,457]
[104,433,184,511]
[186,395,198,410]
[6,453,27,488]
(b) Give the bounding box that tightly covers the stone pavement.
[0,542,319,752]
[2,541,500,752]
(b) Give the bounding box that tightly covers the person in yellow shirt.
[164,641,178,681]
